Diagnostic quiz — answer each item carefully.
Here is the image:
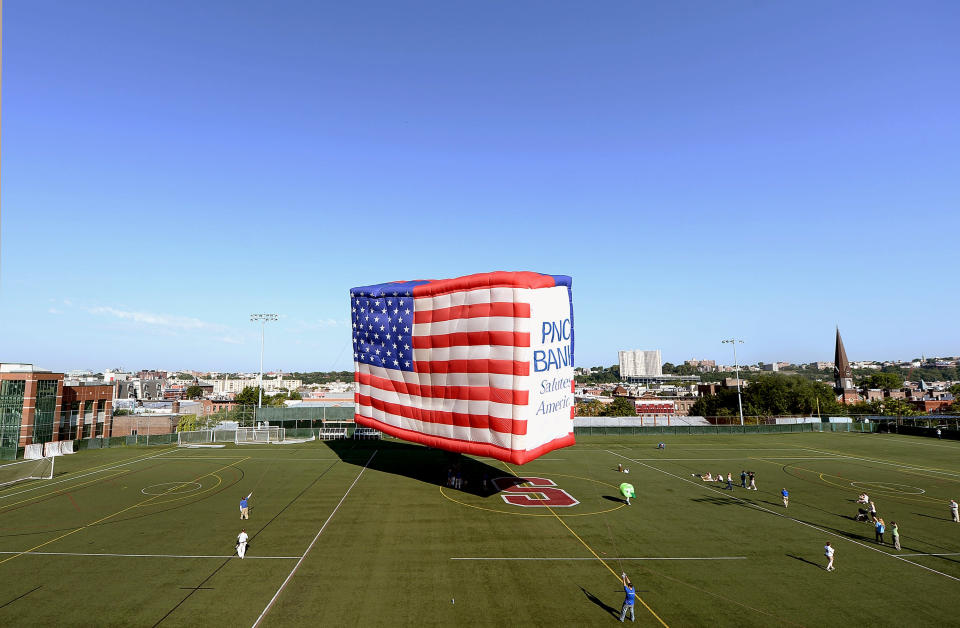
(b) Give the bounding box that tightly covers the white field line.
[0,448,176,500]
[251,450,377,628]
[451,556,746,561]
[607,450,960,584]
[800,446,960,480]
[898,553,960,557]
[0,550,298,559]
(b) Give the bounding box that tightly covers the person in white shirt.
[824,542,835,571]
[237,529,249,559]
[950,499,959,523]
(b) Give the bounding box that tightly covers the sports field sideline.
[1,432,958,627]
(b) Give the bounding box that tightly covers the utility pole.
[722,338,745,426]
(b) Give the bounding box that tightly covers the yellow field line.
[500,462,669,627]
[0,470,131,512]
[0,457,250,567]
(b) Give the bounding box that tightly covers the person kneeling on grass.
[619,573,635,622]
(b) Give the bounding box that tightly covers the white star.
[374,333,379,339]
[380,325,385,331]
[386,334,391,340]
[393,308,399,315]
[405,361,410,367]
[404,308,411,315]
[404,326,410,332]
[375,349,381,355]
[394,360,399,366]
[404,343,410,350]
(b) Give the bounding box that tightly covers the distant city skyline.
[2,3,958,370]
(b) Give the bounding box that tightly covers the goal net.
[0,456,55,488]
[235,426,284,444]
[177,430,214,446]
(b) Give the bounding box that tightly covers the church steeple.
[834,327,853,391]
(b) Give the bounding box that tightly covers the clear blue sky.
[2,1,958,373]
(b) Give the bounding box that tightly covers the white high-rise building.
[619,350,662,378]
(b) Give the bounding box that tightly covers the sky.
[2,1,958,374]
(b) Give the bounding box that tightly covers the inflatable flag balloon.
[620,483,635,499]
[351,271,575,464]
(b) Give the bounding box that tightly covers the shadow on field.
[325,439,507,497]
[580,587,619,618]
[603,495,629,505]
[787,554,824,570]
[912,512,950,522]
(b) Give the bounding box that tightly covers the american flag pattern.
[351,271,575,464]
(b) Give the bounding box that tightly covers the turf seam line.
[251,449,377,628]
[607,451,960,584]
[0,585,43,610]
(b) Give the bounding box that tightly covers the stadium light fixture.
[721,338,745,426]
[250,314,278,409]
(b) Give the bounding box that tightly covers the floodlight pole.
[250,314,278,410]
[722,338,745,426]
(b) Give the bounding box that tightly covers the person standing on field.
[748,471,757,491]
[891,521,901,550]
[239,495,249,520]
[950,499,959,522]
[236,529,249,559]
[781,488,789,508]
[619,572,635,622]
[824,542,835,571]
[740,470,747,488]
[725,473,733,490]
[875,518,886,544]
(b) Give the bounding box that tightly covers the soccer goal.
[177,430,214,446]
[0,456,55,488]
[235,426,285,444]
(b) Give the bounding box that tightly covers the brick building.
[0,364,114,460]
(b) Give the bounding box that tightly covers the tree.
[948,383,960,396]
[184,385,204,399]
[288,390,302,400]
[175,372,195,380]
[574,400,605,417]
[690,374,843,418]
[862,372,904,390]
[606,397,637,417]
[879,398,921,417]
[176,414,199,432]
[235,386,261,407]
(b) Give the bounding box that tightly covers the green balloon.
[619,483,635,498]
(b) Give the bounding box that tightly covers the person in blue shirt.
[781,488,789,508]
[239,495,249,520]
[875,518,886,544]
[619,572,635,622]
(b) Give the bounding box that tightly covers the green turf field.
[1,432,958,627]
